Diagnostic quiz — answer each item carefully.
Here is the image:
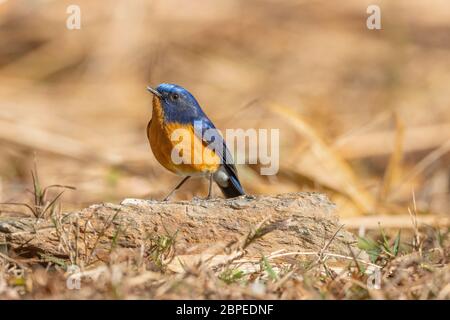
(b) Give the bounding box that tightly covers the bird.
[146,83,245,200]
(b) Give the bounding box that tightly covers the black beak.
[146,86,162,98]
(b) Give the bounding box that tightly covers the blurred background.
[0,0,449,223]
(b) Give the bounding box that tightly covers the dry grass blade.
[316,224,345,265]
[322,225,345,254]
[86,209,121,265]
[0,251,27,269]
[0,118,94,161]
[391,139,450,199]
[380,114,404,202]
[0,203,36,215]
[335,123,450,159]
[1,164,75,219]
[269,104,375,213]
[241,216,273,250]
[346,243,363,274]
[408,190,422,255]
[265,251,380,269]
[341,214,450,229]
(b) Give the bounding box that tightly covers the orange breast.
[147,97,220,176]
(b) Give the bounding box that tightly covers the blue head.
[147,83,206,124]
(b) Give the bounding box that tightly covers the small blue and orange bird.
[146,83,245,200]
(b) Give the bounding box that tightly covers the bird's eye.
[171,93,179,100]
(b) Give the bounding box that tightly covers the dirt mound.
[0,193,359,261]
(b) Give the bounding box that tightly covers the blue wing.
[194,117,245,196]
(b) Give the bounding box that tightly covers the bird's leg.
[205,173,213,200]
[163,176,191,201]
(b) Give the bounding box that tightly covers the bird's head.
[147,83,203,123]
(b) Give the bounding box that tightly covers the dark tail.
[215,167,245,199]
